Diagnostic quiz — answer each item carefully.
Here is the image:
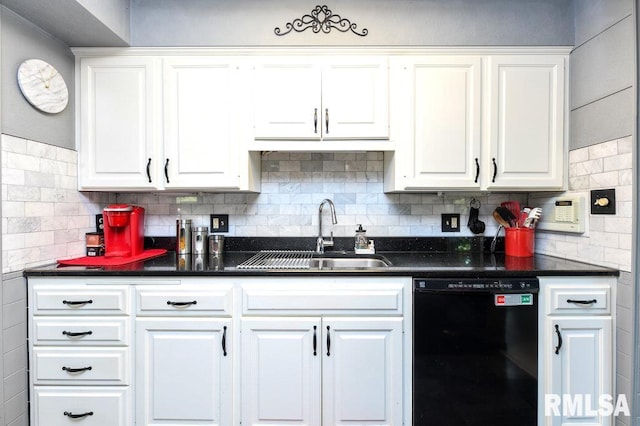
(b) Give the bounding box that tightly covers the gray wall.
[0,6,74,150]
[570,0,635,150]
[569,2,635,426]
[131,0,574,46]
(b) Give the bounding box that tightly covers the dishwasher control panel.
[414,277,539,292]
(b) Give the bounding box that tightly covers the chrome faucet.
[316,199,338,254]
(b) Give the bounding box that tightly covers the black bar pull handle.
[567,299,598,305]
[474,158,480,183]
[167,300,197,307]
[554,324,563,354]
[222,326,228,356]
[492,158,498,183]
[325,108,329,134]
[326,325,331,356]
[164,158,170,183]
[64,411,94,419]
[313,325,317,356]
[146,158,152,183]
[314,108,318,133]
[62,330,93,337]
[62,366,92,373]
[62,300,93,306]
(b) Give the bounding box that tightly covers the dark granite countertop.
[24,237,619,278]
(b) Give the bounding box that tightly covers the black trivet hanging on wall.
[274,5,368,37]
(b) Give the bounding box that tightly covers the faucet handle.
[324,232,335,247]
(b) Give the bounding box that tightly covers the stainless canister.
[208,235,224,258]
[176,219,192,254]
[191,227,209,256]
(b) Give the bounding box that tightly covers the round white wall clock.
[17,59,69,114]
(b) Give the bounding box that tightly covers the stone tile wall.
[118,151,527,242]
[535,136,633,272]
[1,134,112,273]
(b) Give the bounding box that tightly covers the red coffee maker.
[102,204,145,258]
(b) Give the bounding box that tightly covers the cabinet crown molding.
[71,46,572,57]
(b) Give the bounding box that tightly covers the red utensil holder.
[505,227,535,257]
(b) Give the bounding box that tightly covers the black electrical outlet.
[95,214,104,233]
[210,214,229,233]
[591,189,616,215]
[441,213,460,232]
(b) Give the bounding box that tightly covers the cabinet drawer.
[33,318,129,346]
[33,348,129,385]
[32,286,130,315]
[33,386,130,426]
[547,286,611,315]
[137,287,232,316]
[242,286,404,315]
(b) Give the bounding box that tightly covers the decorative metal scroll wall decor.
[274,5,368,37]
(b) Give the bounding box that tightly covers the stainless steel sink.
[309,255,391,270]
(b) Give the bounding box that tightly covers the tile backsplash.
[117,151,525,242]
[535,136,632,272]
[2,135,631,274]
[1,134,112,273]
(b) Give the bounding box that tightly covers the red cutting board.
[57,249,167,267]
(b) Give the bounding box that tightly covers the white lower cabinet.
[241,317,402,426]
[33,386,131,426]
[240,277,406,426]
[135,318,232,425]
[28,280,133,426]
[539,277,615,426]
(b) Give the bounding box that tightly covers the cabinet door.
[487,55,566,189]
[163,57,242,189]
[253,59,322,139]
[241,317,321,426]
[78,56,160,190]
[136,318,232,426]
[390,56,482,190]
[322,317,403,426]
[322,57,389,140]
[542,317,613,426]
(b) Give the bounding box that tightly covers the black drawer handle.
[313,325,317,356]
[62,366,93,373]
[222,326,228,357]
[167,300,197,307]
[554,324,562,354]
[325,108,329,134]
[474,158,480,183]
[567,299,598,305]
[64,411,94,419]
[62,330,93,337]
[146,158,152,183]
[326,325,331,356]
[62,300,93,306]
[492,158,498,183]
[314,108,318,133]
[164,158,170,183]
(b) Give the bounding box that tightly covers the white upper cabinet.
[387,56,482,190]
[78,56,160,190]
[163,57,246,190]
[385,52,568,192]
[252,56,390,150]
[77,54,260,192]
[487,55,566,190]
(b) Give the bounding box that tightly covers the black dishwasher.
[413,277,538,426]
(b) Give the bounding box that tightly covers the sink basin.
[309,255,391,270]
